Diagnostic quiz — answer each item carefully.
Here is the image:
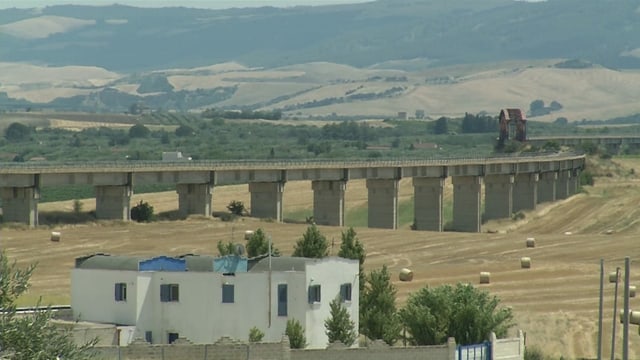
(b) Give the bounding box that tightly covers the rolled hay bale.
[244,230,254,241]
[525,237,536,248]
[479,272,491,284]
[619,310,640,325]
[609,271,620,283]
[520,257,531,269]
[399,268,414,282]
[631,285,637,298]
[50,231,61,242]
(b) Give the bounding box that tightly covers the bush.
[524,345,545,360]
[227,200,246,216]
[512,211,525,221]
[248,326,265,343]
[285,319,306,349]
[72,199,83,215]
[131,200,154,222]
[580,171,594,186]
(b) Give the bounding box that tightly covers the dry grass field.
[3,157,640,358]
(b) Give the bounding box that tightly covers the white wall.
[71,269,138,325]
[305,258,359,349]
[71,257,359,348]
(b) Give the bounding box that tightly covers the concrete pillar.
[570,169,580,195]
[0,186,39,226]
[312,180,346,226]
[452,176,482,233]
[249,182,284,221]
[512,173,538,213]
[537,172,557,203]
[483,174,513,221]
[177,183,213,217]
[366,179,398,229]
[413,177,444,231]
[556,170,571,199]
[95,185,132,220]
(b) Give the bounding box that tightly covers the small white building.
[161,151,190,161]
[71,254,359,348]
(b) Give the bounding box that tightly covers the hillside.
[1,0,640,72]
[2,156,639,358]
[2,60,640,121]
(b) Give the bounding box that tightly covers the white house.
[71,253,359,348]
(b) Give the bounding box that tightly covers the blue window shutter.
[278,284,287,316]
[307,286,313,304]
[115,283,121,301]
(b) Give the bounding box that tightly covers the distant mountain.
[1,0,640,72]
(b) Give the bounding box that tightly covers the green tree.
[175,125,195,137]
[5,122,31,142]
[217,240,235,256]
[248,326,265,343]
[399,283,514,346]
[433,117,449,135]
[128,124,150,138]
[0,251,97,359]
[338,227,366,292]
[324,298,357,346]
[360,265,401,345]
[292,224,329,258]
[227,200,246,216]
[130,200,154,222]
[285,318,306,349]
[246,228,279,258]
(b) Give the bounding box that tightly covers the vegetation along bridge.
[0,152,585,232]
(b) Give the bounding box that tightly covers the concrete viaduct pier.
[0,153,584,232]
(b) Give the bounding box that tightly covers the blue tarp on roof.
[213,255,247,273]
[139,256,186,272]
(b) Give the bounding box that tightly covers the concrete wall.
[89,332,525,360]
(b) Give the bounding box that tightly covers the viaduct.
[0,153,585,232]
[528,136,640,153]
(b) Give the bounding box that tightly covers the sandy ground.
[3,158,640,358]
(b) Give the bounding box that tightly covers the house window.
[277,284,288,316]
[145,331,152,344]
[222,283,234,303]
[168,332,179,344]
[340,283,352,302]
[114,283,127,302]
[160,284,179,302]
[308,284,321,304]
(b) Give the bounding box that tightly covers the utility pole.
[623,257,630,360]
[597,258,604,360]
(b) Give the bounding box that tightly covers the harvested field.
[3,157,640,358]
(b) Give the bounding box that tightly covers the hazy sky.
[0,0,373,9]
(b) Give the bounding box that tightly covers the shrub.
[285,319,306,349]
[580,171,594,186]
[131,200,154,222]
[227,200,246,216]
[72,199,83,215]
[248,326,265,343]
[524,345,545,360]
[512,211,525,221]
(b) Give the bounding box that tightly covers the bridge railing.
[0,151,585,173]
